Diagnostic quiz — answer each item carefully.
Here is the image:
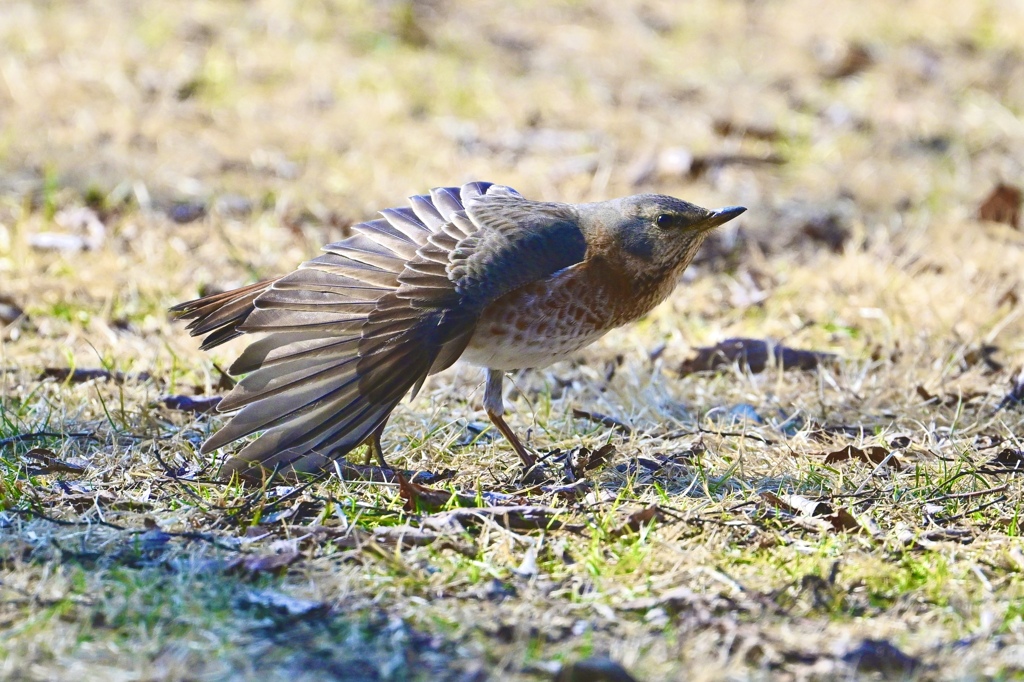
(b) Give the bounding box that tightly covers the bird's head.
[577,194,745,278]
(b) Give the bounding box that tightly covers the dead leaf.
[997,286,1018,308]
[0,294,26,329]
[680,338,834,375]
[980,449,1024,475]
[759,492,863,534]
[841,639,921,676]
[611,505,666,537]
[23,447,87,475]
[763,492,829,517]
[800,213,850,252]
[225,550,301,577]
[557,442,617,481]
[614,456,665,477]
[977,183,1022,229]
[160,395,222,414]
[555,657,638,682]
[821,42,874,79]
[962,344,1003,373]
[888,435,912,449]
[688,152,785,179]
[823,445,901,471]
[396,473,483,513]
[712,118,780,141]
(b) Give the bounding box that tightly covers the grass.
[2,0,1024,679]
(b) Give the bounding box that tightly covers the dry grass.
[3,1,1024,680]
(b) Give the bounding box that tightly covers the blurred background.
[1,0,1022,365]
[3,4,1024,680]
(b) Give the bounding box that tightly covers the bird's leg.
[484,368,537,468]
[360,419,391,470]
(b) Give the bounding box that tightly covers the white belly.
[460,325,610,370]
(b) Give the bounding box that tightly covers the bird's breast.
[459,258,676,370]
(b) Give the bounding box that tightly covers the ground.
[2,1,1024,680]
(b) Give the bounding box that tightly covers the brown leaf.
[680,338,834,375]
[997,286,1018,308]
[0,295,24,324]
[688,152,786,179]
[558,442,618,481]
[980,448,1024,475]
[823,445,901,471]
[763,492,831,517]
[225,550,301,577]
[822,42,874,79]
[962,344,1003,373]
[23,447,87,475]
[712,118,781,141]
[397,473,474,513]
[611,505,666,537]
[759,492,863,534]
[800,213,850,252]
[888,435,912,449]
[977,183,1022,229]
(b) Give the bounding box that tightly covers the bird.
[172,182,745,482]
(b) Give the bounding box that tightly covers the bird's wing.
[410,187,587,311]
[171,279,280,350]
[175,182,587,481]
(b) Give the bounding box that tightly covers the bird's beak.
[703,206,746,229]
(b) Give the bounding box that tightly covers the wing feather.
[174,181,589,481]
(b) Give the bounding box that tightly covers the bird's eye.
[655,214,675,229]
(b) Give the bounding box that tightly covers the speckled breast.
[460,260,674,370]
